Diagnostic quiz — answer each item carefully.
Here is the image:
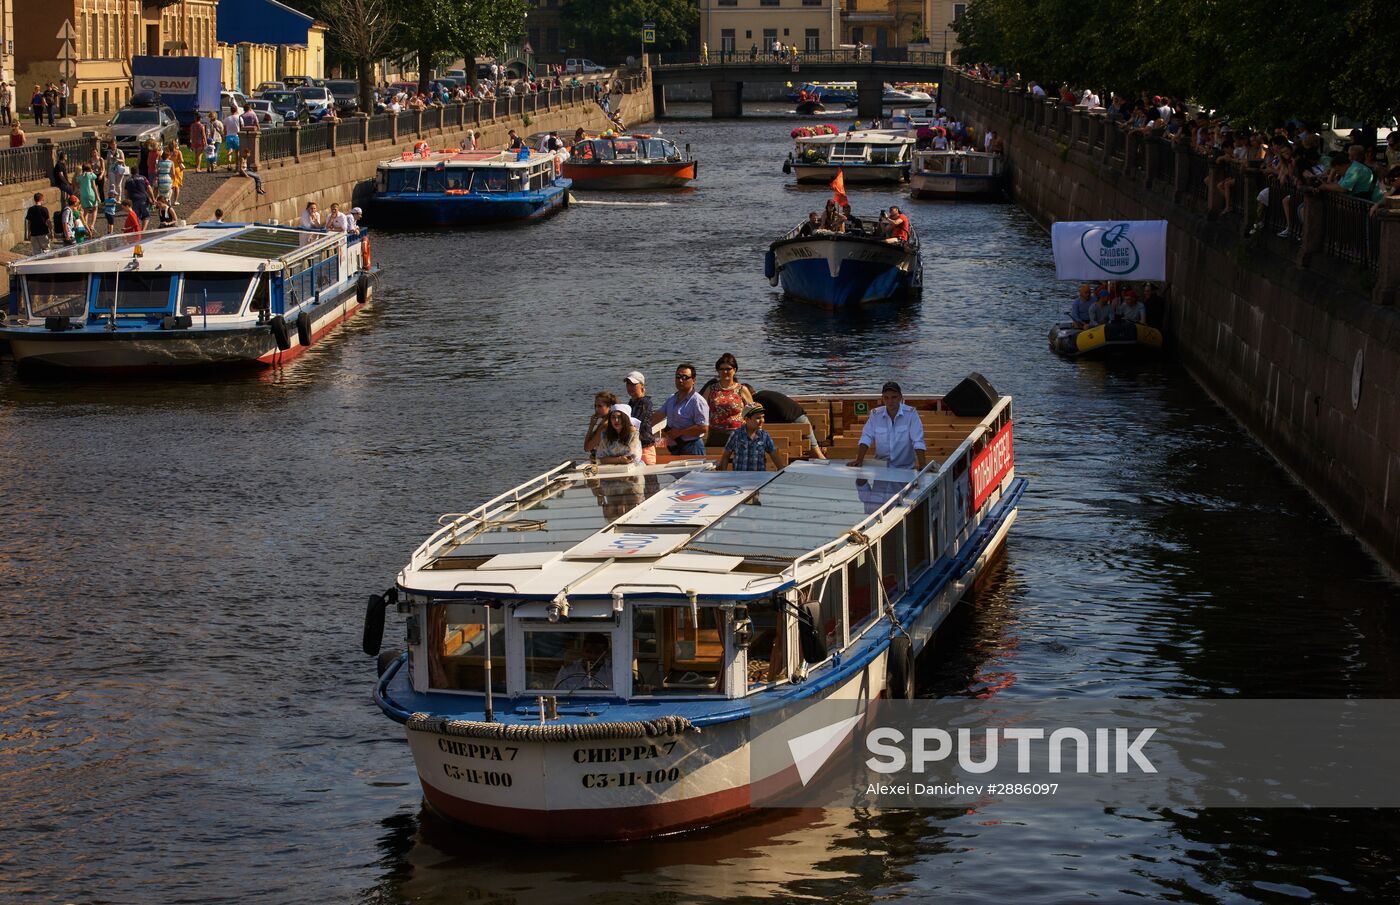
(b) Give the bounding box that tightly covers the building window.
[805,28,820,49]
[953,2,966,20]
[875,27,887,46]
[720,28,735,54]
[103,88,110,113]
[848,0,858,9]
[803,0,822,5]
[718,0,737,5]
[546,27,558,52]
[783,27,789,34]
[745,30,752,38]
[852,26,864,43]
[760,0,778,5]
[528,26,540,50]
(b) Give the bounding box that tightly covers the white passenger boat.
[0,223,378,371]
[365,377,1025,840]
[785,130,915,184]
[909,149,1006,200]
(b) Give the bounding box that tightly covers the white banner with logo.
[1051,220,1167,281]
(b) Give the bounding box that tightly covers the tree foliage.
[953,0,1398,125]
[561,0,697,62]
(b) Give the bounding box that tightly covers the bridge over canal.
[648,50,945,118]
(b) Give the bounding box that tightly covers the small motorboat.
[910,149,1006,200]
[794,88,826,115]
[1048,319,1164,357]
[562,133,697,189]
[766,214,922,308]
[787,129,915,184]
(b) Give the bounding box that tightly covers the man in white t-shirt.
[222,110,243,172]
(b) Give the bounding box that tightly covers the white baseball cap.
[624,370,645,385]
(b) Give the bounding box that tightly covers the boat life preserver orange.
[361,235,372,269]
[633,133,650,139]
[554,155,563,175]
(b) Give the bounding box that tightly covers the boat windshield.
[181,273,253,316]
[24,273,88,318]
[94,273,174,313]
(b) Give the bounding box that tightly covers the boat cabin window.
[632,605,725,695]
[829,144,868,162]
[284,257,314,308]
[94,273,173,313]
[528,166,546,191]
[595,142,616,161]
[808,572,845,652]
[907,499,931,578]
[427,603,506,693]
[647,139,674,159]
[386,168,420,193]
[180,273,253,317]
[24,273,87,318]
[880,524,907,596]
[746,598,788,687]
[248,273,270,315]
[921,155,948,173]
[422,168,470,193]
[471,169,510,193]
[314,248,338,291]
[525,630,613,692]
[869,145,905,164]
[575,142,596,161]
[847,549,879,636]
[613,139,639,159]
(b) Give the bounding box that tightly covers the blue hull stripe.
[778,258,915,307]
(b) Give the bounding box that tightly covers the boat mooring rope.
[406,712,698,741]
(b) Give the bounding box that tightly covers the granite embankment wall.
[943,72,1400,575]
[195,81,657,224]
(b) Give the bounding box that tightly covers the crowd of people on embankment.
[958,63,1400,233]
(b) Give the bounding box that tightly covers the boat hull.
[562,161,697,189]
[768,235,921,307]
[383,477,1025,840]
[0,273,373,371]
[370,183,571,226]
[910,173,1003,200]
[1049,320,1164,357]
[792,163,907,184]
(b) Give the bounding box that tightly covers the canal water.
[3,106,1399,905]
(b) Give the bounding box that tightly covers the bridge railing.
[654,49,948,68]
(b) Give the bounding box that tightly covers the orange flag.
[830,169,848,209]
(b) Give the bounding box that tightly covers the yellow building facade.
[698,0,840,59]
[922,0,966,60]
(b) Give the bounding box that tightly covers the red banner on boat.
[970,421,1014,512]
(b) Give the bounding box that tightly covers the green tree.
[387,0,526,93]
[561,0,697,62]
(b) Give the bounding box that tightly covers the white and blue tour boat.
[0,223,377,371]
[364,379,1024,840]
[765,215,922,307]
[785,130,915,184]
[910,149,1006,200]
[371,148,571,227]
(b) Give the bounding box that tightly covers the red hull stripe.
[420,780,752,841]
[255,298,365,365]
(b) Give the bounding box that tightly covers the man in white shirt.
[222,110,243,172]
[344,206,361,232]
[847,382,926,470]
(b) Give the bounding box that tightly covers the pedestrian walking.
[25,192,51,255]
[0,82,12,126]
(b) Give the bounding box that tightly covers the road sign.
[56,20,76,40]
[642,28,656,44]
[57,20,76,81]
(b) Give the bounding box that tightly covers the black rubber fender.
[887,634,915,699]
[296,310,313,347]
[269,314,292,351]
[362,590,396,656]
[797,599,829,664]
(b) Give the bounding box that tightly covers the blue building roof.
[217,0,314,46]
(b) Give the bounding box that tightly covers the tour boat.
[0,223,378,371]
[786,82,858,106]
[765,216,922,307]
[909,149,1006,200]
[365,377,1025,840]
[786,130,915,184]
[562,133,698,189]
[1048,319,1164,357]
[371,148,571,226]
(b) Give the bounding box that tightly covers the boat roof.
[9,223,343,273]
[378,149,562,170]
[795,130,915,145]
[399,458,926,604]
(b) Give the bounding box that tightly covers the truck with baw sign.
[130,56,223,136]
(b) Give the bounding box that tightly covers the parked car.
[565,58,606,74]
[245,98,286,128]
[220,89,250,116]
[324,79,361,114]
[260,90,305,122]
[282,75,323,89]
[108,102,180,153]
[294,85,334,119]
[255,80,286,94]
[1323,113,1397,153]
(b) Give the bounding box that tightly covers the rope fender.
[406,713,698,742]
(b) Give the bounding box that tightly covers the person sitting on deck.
[799,211,822,236]
[841,203,863,233]
[847,382,927,471]
[595,403,643,465]
[1089,288,1115,326]
[819,200,838,230]
[555,633,611,691]
[657,362,709,456]
[888,206,910,242]
[718,405,781,472]
[506,129,524,151]
[1118,289,1146,324]
[1069,284,1095,328]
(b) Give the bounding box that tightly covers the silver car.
[108,105,179,153]
[246,99,286,128]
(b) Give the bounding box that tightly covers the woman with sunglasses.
[704,352,755,448]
